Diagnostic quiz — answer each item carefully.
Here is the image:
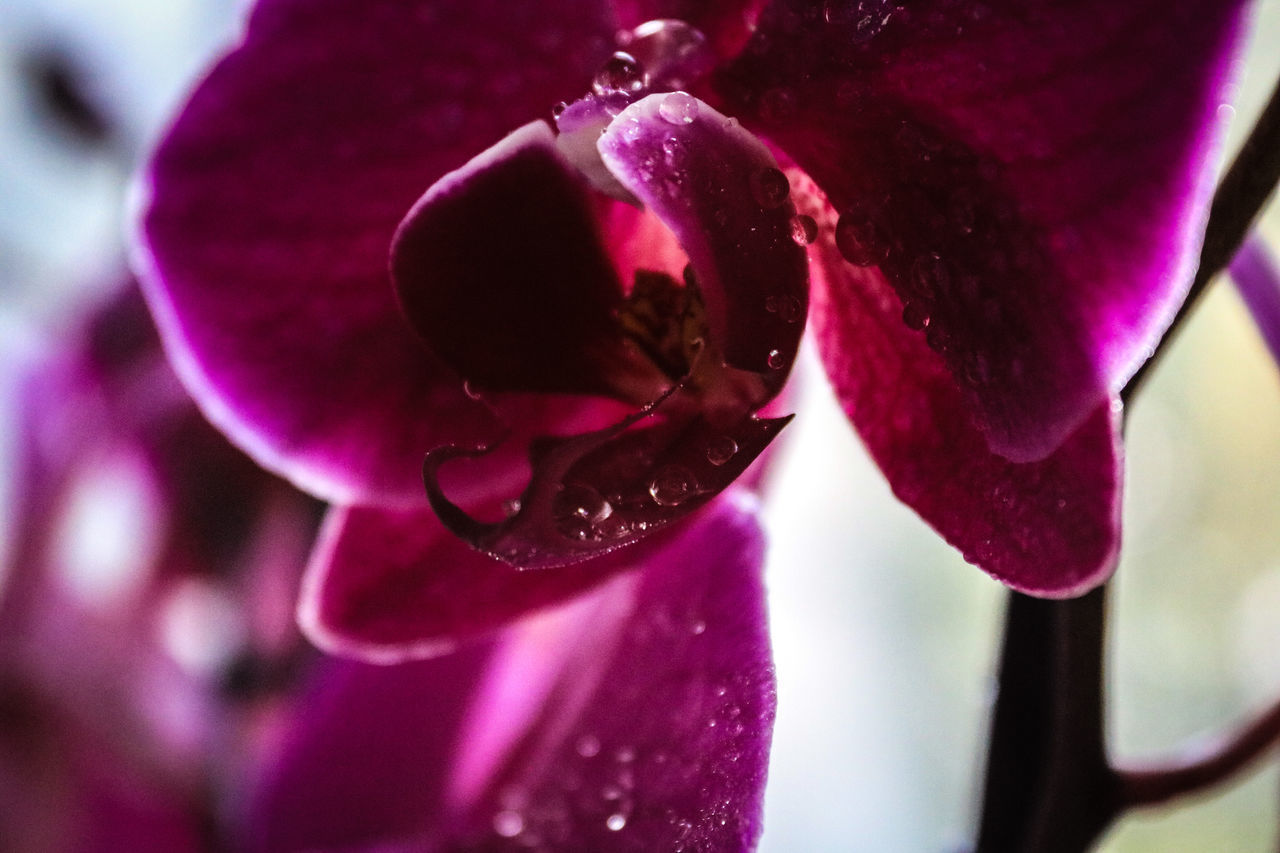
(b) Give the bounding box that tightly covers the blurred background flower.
[1,0,1278,850]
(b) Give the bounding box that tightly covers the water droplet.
[690,619,707,635]
[649,465,697,506]
[750,167,790,209]
[553,484,612,524]
[706,435,738,466]
[764,294,779,313]
[462,379,482,400]
[835,212,890,266]
[661,136,684,164]
[576,734,601,757]
[606,813,627,831]
[593,52,646,96]
[493,810,524,838]
[789,214,817,245]
[911,252,951,293]
[824,0,894,42]
[777,295,803,323]
[620,118,643,142]
[902,300,930,330]
[551,101,568,119]
[658,90,698,124]
[623,19,714,89]
[502,498,522,517]
[766,349,785,369]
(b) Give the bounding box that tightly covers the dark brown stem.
[974,588,1122,853]
[1117,697,1280,808]
[1123,81,1280,403]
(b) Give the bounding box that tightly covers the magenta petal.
[391,122,635,396]
[815,258,1122,596]
[418,93,805,570]
[720,0,1249,461]
[136,0,616,505]
[300,502,657,662]
[246,646,493,853]
[446,492,773,851]
[599,92,808,388]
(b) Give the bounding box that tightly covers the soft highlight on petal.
[135,0,617,505]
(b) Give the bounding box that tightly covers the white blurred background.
[0,0,1277,850]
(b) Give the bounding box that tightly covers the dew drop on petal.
[493,811,524,838]
[576,734,602,757]
[911,251,951,295]
[706,435,738,466]
[661,136,684,164]
[750,167,790,209]
[835,212,890,266]
[777,295,803,324]
[593,52,647,96]
[658,90,699,125]
[902,300,930,331]
[766,349,785,369]
[553,483,612,524]
[623,19,714,88]
[789,214,817,245]
[606,814,627,831]
[649,465,697,506]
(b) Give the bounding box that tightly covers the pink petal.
[390,121,645,398]
[257,496,771,852]
[415,93,805,570]
[245,645,495,852]
[719,0,1250,461]
[445,492,773,851]
[299,501,657,662]
[813,246,1123,596]
[135,0,618,505]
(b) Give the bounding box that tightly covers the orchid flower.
[135,0,1251,637]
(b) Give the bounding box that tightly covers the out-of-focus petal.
[1231,237,1280,369]
[136,0,617,506]
[391,122,646,398]
[444,492,773,851]
[720,0,1249,461]
[244,645,494,853]
[813,243,1122,597]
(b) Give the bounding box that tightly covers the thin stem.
[975,588,1121,853]
[1117,697,1280,808]
[1123,80,1280,403]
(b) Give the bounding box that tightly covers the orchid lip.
[395,89,809,569]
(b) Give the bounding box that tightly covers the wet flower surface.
[129,0,1255,848]
[138,0,1251,601]
[2,285,775,852]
